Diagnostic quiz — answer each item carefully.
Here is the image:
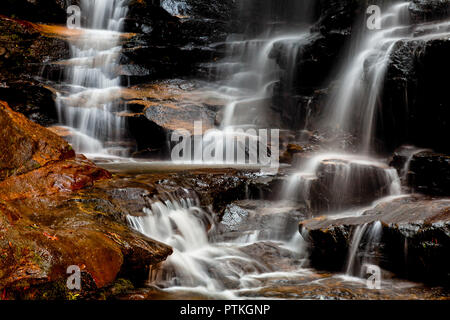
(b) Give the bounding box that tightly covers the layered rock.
[300,195,450,286]
[0,0,67,24]
[217,200,307,242]
[120,0,236,83]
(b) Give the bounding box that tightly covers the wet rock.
[407,151,450,196]
[313,0,360,34]
[409,0,450,23]
[0,0,68,24]
[119,81,225,158]
[179,0,236,20]
[0,16,69,124]
[0,193,172,298]
[309,159,398,212]
[379,37,450,152]
[124,0,179,36]
[121,0,234,82]
[0,100,74,181]
[217,200,306,242]
[280,144,304,164]
[0,80,58,126]
[0,16,70,79]
[0,100,172,298]
[270,0,356,130]
[300,196,450,286]
[0,154,111,201]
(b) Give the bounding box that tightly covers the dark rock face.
[0,0,67,24]
[0,81,58,126]
[377,38,450,153]
[313,0,360,34]
[407,151,450,196]
[181,0,236,20]
[270,33,347,130]
[409,0,450,23]
[120,0,236,83]
[0,16,69,124]
[300,196,450,286]
[269,0,363,131]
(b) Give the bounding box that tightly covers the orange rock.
[0,155,111,201]
[0,100,75,181]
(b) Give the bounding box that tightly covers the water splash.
[127,195,307,297]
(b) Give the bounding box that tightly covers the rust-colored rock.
[0,154,111,201]
[0,100,75,180]
[0,195,172,298]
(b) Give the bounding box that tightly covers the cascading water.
[189,0,318,166]
[55,0,129,156]
[45,1,447,298]
[323,2,449,152]
[127,193,307,297]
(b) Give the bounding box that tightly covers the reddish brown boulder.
[0,100,74,180]
[0,154,111,201]
[0,100,172,298]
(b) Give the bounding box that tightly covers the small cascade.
[323,2,411,152]
[345,221,383,277]
[127,194,307,297]
[55,0,129,156]
[345,224,370,275]
[282,153,402,210]
[323,2,450,152]
[398,146,431,182]
[217,33,312,128]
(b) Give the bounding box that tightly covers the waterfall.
[127,194,306,297]
[345,221,383,277]
[323,2,449,152]
[201,1,317,157]
[323,2,411,152]
[55,0,129,156]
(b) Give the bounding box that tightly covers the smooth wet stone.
[300,195,450,286]
[308,159,398,212]
[217,200,307,242]
[0,100,75,181]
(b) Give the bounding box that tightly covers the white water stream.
[55,0,129,156]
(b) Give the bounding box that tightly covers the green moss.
[96,278,135,300]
